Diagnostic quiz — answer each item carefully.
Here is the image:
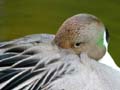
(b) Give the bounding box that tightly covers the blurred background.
[0,0,120,66]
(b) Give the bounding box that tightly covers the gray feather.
[0,34,120,90]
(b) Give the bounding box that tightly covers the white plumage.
[0,34,120,90]
[99,31,120,71]
[0,13,120,90]
[99,51,120,71]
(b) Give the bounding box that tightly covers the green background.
[0,0,120,66]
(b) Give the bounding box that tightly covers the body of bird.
[0,14,120,90]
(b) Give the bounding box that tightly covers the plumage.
[0,34,119,90]
[0,14,120,90]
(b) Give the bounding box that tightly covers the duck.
[54,13,120,71]
[98,26,120,71]
[0,13,120,90]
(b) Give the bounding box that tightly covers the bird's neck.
[99,51,120,71]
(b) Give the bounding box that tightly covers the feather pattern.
[0,34,120,90]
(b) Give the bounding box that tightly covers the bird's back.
[0,34,120,90]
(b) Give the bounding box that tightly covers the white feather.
[99,51,120,71]
[99,31,120,71]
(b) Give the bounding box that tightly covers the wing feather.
[0,34,69,90]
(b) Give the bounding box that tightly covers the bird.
[0,13,120,90]
[98,27,120,71]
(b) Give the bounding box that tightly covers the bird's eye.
[74,42,81,47]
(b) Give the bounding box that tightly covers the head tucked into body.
[54,14,109,60]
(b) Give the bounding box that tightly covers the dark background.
[0,0,120,66]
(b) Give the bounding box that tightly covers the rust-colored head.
[54,14,108,60]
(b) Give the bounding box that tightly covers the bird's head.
[54,14,109,60]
